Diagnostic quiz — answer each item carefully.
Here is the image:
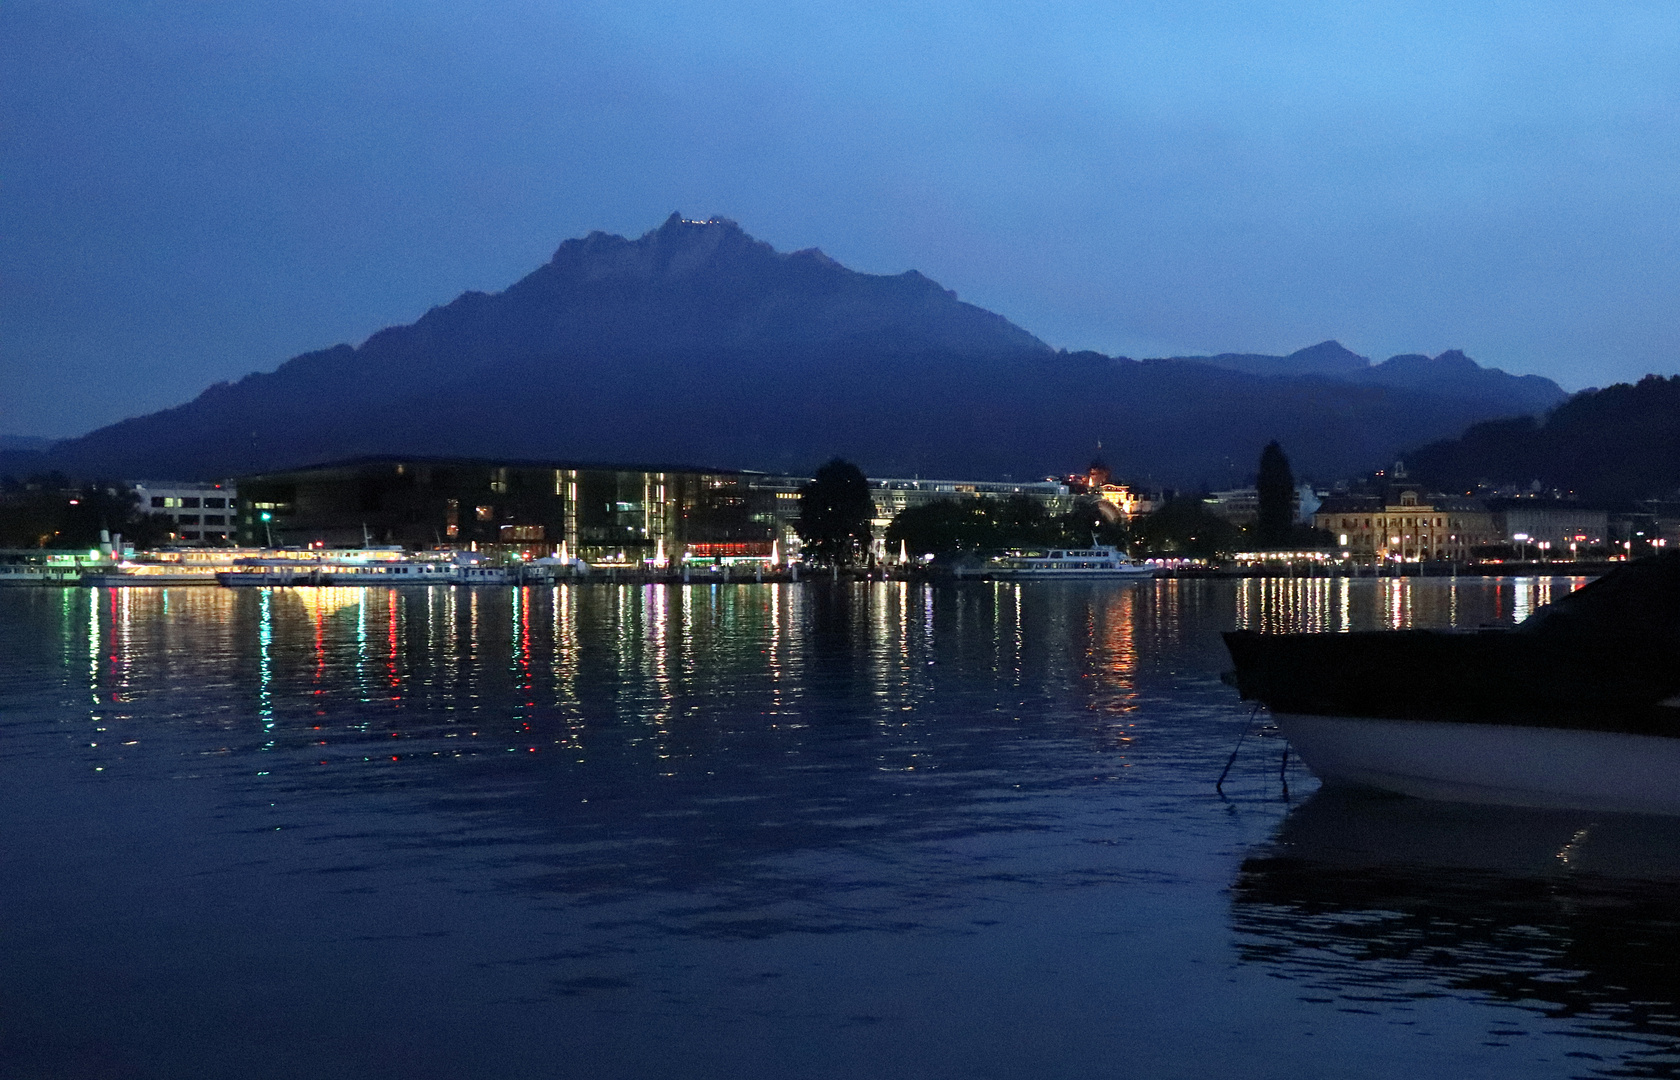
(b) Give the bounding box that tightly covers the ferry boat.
[217,553,510,587]
[82,548,265,586]
[0,562,86,585]
[1223,552,1680,815]
[981,545,1155,580]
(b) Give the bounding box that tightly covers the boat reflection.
[1234,788,1680,1074]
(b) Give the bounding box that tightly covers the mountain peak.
[14,215,1567,486]
[1183,339,1369,379]
[1285,340,1370,372]
[657,211,741,232]
[1362,349,1565,413]
[518,216,1048,356]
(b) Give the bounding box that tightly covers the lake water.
[4,576,1680,1079]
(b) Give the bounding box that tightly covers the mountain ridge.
[1168,341,1566,415]
[1409,375,1680,504]
[4,216,1573,487]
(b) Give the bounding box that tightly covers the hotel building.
[1314,487,1496,562]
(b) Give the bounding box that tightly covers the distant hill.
[1175,341,1566,416]
[5,215,1576,488]
[1409,375,1680,504]
[0,435,55,453]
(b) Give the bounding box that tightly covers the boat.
[1222,552,1680,815]
[82,548,264,586]
[519,555,591,582]
[84,564,225,586]
[0,562,86,585]
[217,552,511,587]
[980,545,1155,580]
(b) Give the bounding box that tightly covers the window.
[176,515,199,525]
[203,515,224,525]
[182,497,200,508]
[150,496,165,508]
[181,531,200,540]
[204,498,226,509]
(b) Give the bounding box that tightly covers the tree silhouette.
[884,494,1113,556]
[1130,497,1244,557]
[1256,441,1295,548]
[796,458,874,566]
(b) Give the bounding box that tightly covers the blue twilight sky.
[6,1,1680,437]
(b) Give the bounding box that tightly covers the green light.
[260,512,272,521]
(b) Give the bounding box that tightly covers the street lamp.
[260,511,274,549]
[1512,532,1529,562]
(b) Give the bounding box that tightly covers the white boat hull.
[987,567,1156,580]
[1275,712,1680,816]
[977,545,1156,580]
[83,572,222,586]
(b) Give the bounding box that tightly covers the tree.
[0,474,145,548]
[1130,497,1244,558]
[885,499,991,556]
[885,494,1127,557]
[1255,441,1295,549]
[796,458,874,566]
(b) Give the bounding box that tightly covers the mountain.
[1169,340,1372,380]
[1409,375,1680,504]
[0,435,55,453]
[8,215,1575,488]
[1177,342,1567,415]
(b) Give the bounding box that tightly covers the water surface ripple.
[2,576,1672,1079]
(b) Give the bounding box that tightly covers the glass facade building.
[235,458,799,564]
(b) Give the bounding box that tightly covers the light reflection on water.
[0,575,1665,1080]
[1227,573,1587,634]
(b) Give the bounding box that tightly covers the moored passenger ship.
[217,553,510,586]
[983,545,1156,579]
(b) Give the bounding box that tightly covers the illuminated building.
[1063,459,1150,524]
[1487,499,1609,550]
[133,480,239,545]
[235,458,800,564]
[1203,484,1320,528]
[1314,487,1495,562]
[866,477,1073,540]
